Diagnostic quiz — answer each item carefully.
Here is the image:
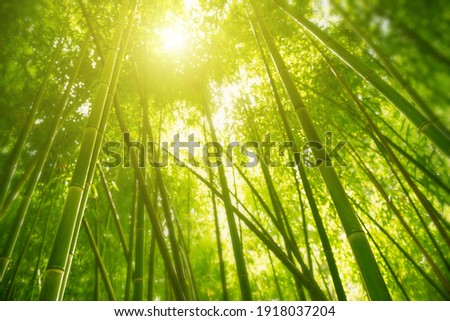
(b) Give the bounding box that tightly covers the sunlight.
[183,0,200,11]
[311,0,339,28]
[158,26,187,52]
[154,0,213,55]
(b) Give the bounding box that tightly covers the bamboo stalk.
[249,16,347,300]
[0,39,87,282]
[301,78,449,198]
[164,147,328,300]
[395,19,450,69]
[28,205,52,300]
[147,233,156,301]
[0,154,38,219]
[358,217,411,300]
[249,0,391,300]
[209,170,229,300]
[311,38,450,248]
[0,42,63,210]
[382,135,450,195]
[136,71,189,298]
[267,250,284,300]
[203,100,253,301]
[240,106,312,296]
[133,182,145,300]
[82,218,116,300]
[3,177,48,299]
[293,174,313,273]
[273,0,450,156]
[113,96,185,300]
[125,178,138,300]
[360,204,450,300]
[174,216,199,300]
[331,1,450,138]
[349,145,450,292]
[98,164,129,258]
[62,0,138,301]
[39,0,131,300]
[205,172,327,300]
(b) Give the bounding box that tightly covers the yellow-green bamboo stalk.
[0,154,38,219]
[147,232,157,300]
[349,146,450,293]
[133,124,146,301]
[59,1,137,299]
[311,37,450,249]
[113,96,185,300]
[240,102,312,297]
[39,0,131,300]
[210,179,229,301]
[0,42,62,210]
[358,199,450,300]
[273,0,450,157]
[331,1,449,138]
[204,100,252,301]
[98,164,129,258]
[196,164,328,300]
[250,0,391,300]
[394,19,450,69]
[249,15,348,299]
[0,39,87,282]
[358,218,411,300]
[82,218,116,300]
[135,70,189,298]
[125,179,138,300]
[2,164,55,299]
[164,146,328,300]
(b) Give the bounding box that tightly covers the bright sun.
[159,27,186,51]
[155,0,202,54]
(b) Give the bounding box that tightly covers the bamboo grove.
[0,0,449,301]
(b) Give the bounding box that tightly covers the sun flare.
[159,27,186,51]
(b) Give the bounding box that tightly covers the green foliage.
[0,0,449,301]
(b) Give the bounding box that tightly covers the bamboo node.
[363,70,375,81]
[295,104,307,112]
[86,123,100,131]
[418,120,432,134]
[346,228,364,240]
[69,183,85,191]
[46,266,65,274]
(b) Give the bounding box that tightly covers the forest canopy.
[0,0,449,301]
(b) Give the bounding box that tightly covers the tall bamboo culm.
[39,0,131,300]
[0,39,87,282]
[273,0,450,157]
[203,98,253,301]
[0,42,62,211]
[331,1,450,139]
[249,0,391,300]
[248,13,347,300]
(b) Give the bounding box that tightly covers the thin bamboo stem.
[273,0,450,156]
[39,0,131,300]
[0,39,87,282]
[209,170,229,300]
[98,164,129,258]
[204,99,252,300]
[250,0,390,300]
[332,1,449,138]
[82,218,116,300]
[0,42,63,209]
